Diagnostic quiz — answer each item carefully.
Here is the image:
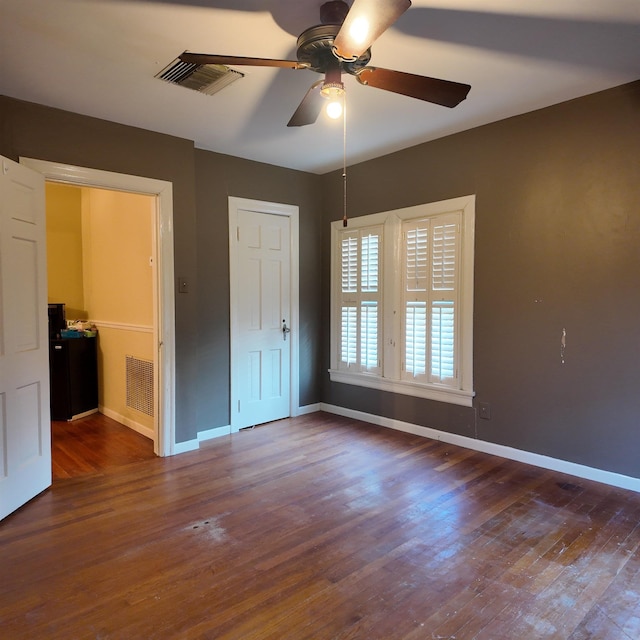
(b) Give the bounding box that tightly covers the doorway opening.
[46,182,158,477]
[20,158,176,458]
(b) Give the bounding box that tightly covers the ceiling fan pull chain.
[342,90,348,228]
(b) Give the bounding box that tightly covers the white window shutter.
[431,301,455,381]
[405,225,428,291]
[341,305,357,366]
[401,214,460,385]
[361,233,379,292]
[341,234,358,293]
[405,301,427,377]
[360,301,379,369]
[432,222,458,291]
[402,219,429,381]
[429,216,460,384]
[338,226,382,373]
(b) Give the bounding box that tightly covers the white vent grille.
[126,356,154,417]
[155,57,244,95]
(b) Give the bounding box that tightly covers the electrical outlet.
[479,402,491,420]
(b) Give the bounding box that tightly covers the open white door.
[229,198,299,431]
[0,155,51,521]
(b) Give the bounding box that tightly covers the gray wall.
[0,96,323,442]
[193,149,323,432]
[2,80,639,479]
[320,80,640,478]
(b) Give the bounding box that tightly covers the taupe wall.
[0,95,322,442]
[2,80,638,478]
[193,150,323,431]
[320,80,640,478]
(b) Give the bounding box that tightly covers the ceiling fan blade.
[179,52,306,69]
[287,81,325,127]
[333,0,411,61]
[356,67,471,107]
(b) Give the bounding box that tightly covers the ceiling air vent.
[156,57,244,96]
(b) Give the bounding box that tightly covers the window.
[330,195,475,407]
[338,226,382,375]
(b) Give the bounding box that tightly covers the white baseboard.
[174,424,232,454]
[320,403,640,494]
[297,403,321,415]
[99,406,155,442]
[173,439,198,454]
[173,405,319,455]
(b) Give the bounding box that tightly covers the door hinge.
[237,226,240,242]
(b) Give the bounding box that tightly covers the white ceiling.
[1,0,638,174]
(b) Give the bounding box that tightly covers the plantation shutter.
[338,226,382,373]
[402,220,428,379]
[340,233,358,367]
[430,218,459,383]
[401,213,460,385]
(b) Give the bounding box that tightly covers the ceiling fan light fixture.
[326,98,343,119]
[320,82,344,99]
[321,81,345,119]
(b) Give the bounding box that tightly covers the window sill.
[328,369,475,407]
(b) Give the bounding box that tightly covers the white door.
[0,155,51,521]
[230,199,297,430]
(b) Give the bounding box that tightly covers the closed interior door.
[0,155,51,520]
[231,205,292,429]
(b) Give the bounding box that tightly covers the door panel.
[13,235,39,351]
[234,208,291,429]
[0,155,51,521]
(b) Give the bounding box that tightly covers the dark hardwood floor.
[2,412,640,639]
[51,412,156,480]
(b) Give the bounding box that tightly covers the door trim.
[228,197,299,432]
[20,158,176,457]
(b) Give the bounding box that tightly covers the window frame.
[329,195,475,407]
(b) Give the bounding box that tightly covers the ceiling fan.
[178,0,471,127]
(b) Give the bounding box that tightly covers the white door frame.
[20,158,176,457]
[228,196,299,432]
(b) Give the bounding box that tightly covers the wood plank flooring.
[51,413,156,480]
[2,412,640,639]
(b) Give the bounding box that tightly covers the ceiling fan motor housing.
[296,24,371,75]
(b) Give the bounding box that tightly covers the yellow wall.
[46,184,156,436]
[94,327,155,431]
[45,183,85,318]
[81,187,155,434]
[81,188,154,326]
